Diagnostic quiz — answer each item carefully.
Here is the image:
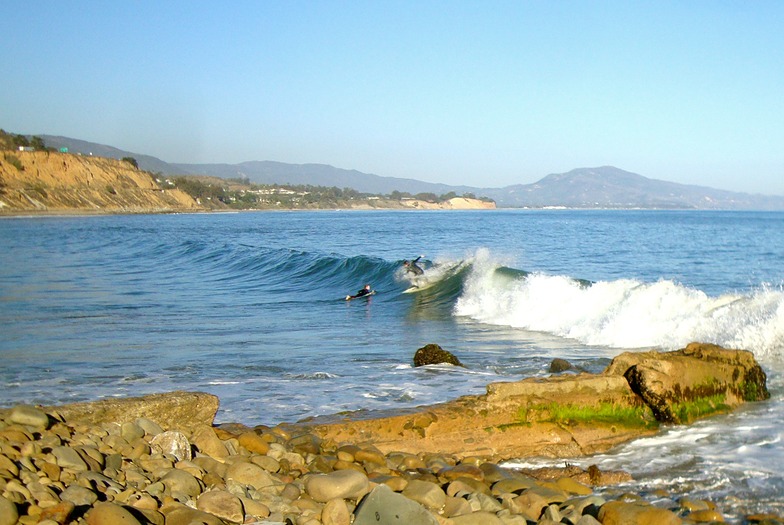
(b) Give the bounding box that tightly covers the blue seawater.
[1,209,783,520]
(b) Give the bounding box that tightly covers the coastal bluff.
[0,343,775,525]
[0,151,199,214]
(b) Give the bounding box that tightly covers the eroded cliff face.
[0,151,200,214]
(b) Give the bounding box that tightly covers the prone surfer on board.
[403,255,425,276]
[346,284,374,301]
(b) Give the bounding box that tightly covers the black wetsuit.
[406,256,424,276]
[349,287,372,299]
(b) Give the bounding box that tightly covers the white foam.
[455,256,784,362]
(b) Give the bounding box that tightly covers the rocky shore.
[1,344,782,525]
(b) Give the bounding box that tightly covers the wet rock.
[413,343,464,367]
[549,358,575,373]
[611,342,770,424]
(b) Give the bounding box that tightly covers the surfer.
[403,255,425,276]
[346,284,373,301]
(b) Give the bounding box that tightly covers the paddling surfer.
[346,284,373,300]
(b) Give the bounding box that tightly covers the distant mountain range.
[40,135,784,210]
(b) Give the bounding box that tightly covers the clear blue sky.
[2,1,783,194]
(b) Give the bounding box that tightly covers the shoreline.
[1,391,781,525]
[1,344,780,524]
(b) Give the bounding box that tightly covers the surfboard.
[402,281,437,293]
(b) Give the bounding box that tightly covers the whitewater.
[1,209,783,520]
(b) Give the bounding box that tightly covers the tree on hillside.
[415,192,438,203]
[122,157,139,169]
[30,136,46,150]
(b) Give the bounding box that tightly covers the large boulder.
[606,342,769,424]
[414,343,463,367]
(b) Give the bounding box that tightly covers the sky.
[2,1,783,194]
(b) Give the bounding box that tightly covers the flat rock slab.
[43,391,219,431]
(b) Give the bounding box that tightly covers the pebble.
[305,469,370,502]
[0,399,781,525]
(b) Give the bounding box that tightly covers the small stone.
[51,446,88,471]
[0,495,19,525]
[136,417,164,436]
[402,479,447,510]
[688,509,725,522]
[120,422,145,442]
[38,500,76,524]
[238,496,270,519]
[191,425,229,458]
[0,454,20,477]
[288,433,322,455]
[238,432,270,454]
[160,469,202,498]
[491,477,536,496]
[598,500,682,525]
[226,460,275,490]
[576,516,602,525]
[305,469,370,502]
[160,500,225,525]
[9,405,50,430]
[440,464,485,482]
[444,496,473,518]
[555,477,593,496]
[354,484,438,525]
[322,498,351,525]
[450,511,504,524]
[150,431,192,461]
[197,490,244,524]
[85,502,143,525]
[60,485,99,506]
[679,497,710,511]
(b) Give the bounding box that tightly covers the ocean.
[1,209,782,520]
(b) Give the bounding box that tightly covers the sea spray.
[455,255,784,360]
